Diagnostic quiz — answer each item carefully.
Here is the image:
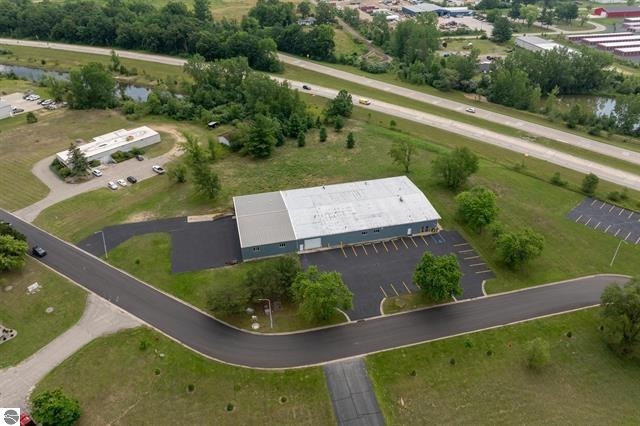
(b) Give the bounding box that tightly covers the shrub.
[319,127,327,142]
[26,111,38,123]
[206,282,251,316]
[31,389,81,426]
[581,173,599,196]
[89,160,101,168]
[607,191,621,202]
[550,172,567,187]
[526,337,551,370]
[138,340,150,351]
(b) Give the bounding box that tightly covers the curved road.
[1,39,639,191]
[1,209,627,368]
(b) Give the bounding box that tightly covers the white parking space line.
[453,242,470,247]
[636,236,640,245]
[464,255,480,260]
[379,286,388,298]
[585,218,592,226]
[402,281,411,293]
[605,225,612,232]
[625,232,631,241]
[475,270,492,274]
[575,214,583,223]
[600,202,606,210]
[594,222,601,230]
[618,209,625,216]
[628,212,634,220]
[590,199,597,206]
[390,283,399,296]
[458,249,474,254]
[614,229,621,237]
[469,262,486,267]
[609,205,615,213]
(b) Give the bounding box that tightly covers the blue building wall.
[241,219,439,260]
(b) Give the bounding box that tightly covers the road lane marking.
[594,222,601,230]
[420,235,428,246]
[585,218,592,226]
[464,255,480,260]
[469,262,486,267]
[575,214,583,223]
[391,239,399,251]
[401,238,409,249]
[379,286,388,297]
[390,283,399,296]
[352,246,358,257]
[614,229,621,237]
[402,281,411,293]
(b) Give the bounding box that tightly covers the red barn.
[593,5,640,18]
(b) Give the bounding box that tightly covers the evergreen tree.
[297,131,306,147]
[67,143,89,176]
[319,127,327,142]
[346,132,356,149]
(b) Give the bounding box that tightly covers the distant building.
[233,176,441,260]
[593,5,640,18]
[515,36,576,53]
[0,101,10,120]
[298,17,316,26]
[402,3,471,17]
[56,126,160,167]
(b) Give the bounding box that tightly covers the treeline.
[0,0,281,71]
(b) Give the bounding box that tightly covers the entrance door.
[407,228,412,236]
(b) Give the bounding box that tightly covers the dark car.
[32,246,47,258]
[127,176,138,184]
[302,85,311,90]
[136,154,144,161]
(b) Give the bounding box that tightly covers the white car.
[465,107,476,113]
[27,94,40,101]
[107,181,118,190]
[41,99,53,106]
[116,179,128,187]
[152,165,166,174]
[91,169,103,177]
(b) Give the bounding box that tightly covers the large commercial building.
[56,126,160,166]
[593,5,640,18]
[515,36,576,53]
[0,101,11,120]
[233,176,441,260]
[402,3,471,17]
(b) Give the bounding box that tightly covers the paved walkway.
[13,126,184,223]
[324,358,385,426]
[0,293,140,409]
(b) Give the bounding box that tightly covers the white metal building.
[598,40,640,50]
[515,36,576,53]
[56,126,161,166]
[233,176,441,260]
[0,101,11,120]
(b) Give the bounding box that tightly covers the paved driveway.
[301,230,493,320]
[568,198,640,245]
[78,215,241,273]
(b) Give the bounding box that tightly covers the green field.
[366,308,640,424]
[106,233,346,332]
[442,38,510,56]
[34,103,640,295]
[333,28,368,57]
[33,327,334,425]
[553,21,597,31]
[0,258,86,368]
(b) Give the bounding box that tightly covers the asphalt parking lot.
[78,215,241,273]
[568,198,640,245]
[301,230,494,320]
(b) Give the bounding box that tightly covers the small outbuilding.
[0,101,11,120]
[233,176,441,260]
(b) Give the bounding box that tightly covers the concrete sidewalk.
[0,293,140,409]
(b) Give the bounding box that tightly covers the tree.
[193,0,212,21]
[432,147,479,190]
[297,131,306,147]
[346,132,355,149]
[66,143,89,176]
[388,139,415,173]
[600,278,640,358]
[192,163,220,198]
[246,114,278,158]
[334,116,344,132]
[244,256,301,300]
[206,282,251,316]
[168,163,188,183]
[555,2,578,23]
[297,1,311,17]
[526,338,551,370]
[319,126,327,142]
[68,62,117,109]
[413,252,462,302]
[26,111,38,123]
[292,266,353,322]
[491,17,512,43]
[0,222,26,241]
[326,90,353,118]
[31,389,81,426]
[581,173,599,196]
[496,228,545,269]
[315,0,336,25]
[0,234,29,272]
[109,50,121,72]
[456,186,499,233]
[207,136,217,161]
[521,4,539,27]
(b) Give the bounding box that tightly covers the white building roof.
[599,40,640,47]
[233,176,441,248]
[583,35,640,43]
[615,46,640,52]
[56,126,159,163]
[517,36,576,53]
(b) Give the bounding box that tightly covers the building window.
[252,247,260,252]
[361,231,368,235]
[279,243,286,248]
[373,228,380,233]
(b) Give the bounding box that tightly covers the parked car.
[107,181,118,190]
[152,165,166,174]
[41,99,53,106]
[31,246,47,258]
[127,176,138,184]
[91,169,103,177]
[20,411,37,426]
[22,91,33,99]
[465,107,476,113]
[359,98,371,105]
[45,104,57,110]
[116,178,128,187]
[11,107,24,114]
[135,154,144,161]
[302,85,311,90]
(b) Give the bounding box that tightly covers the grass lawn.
[34,102,640,296]
[105,233,347,332]
[442,39,510,56]
[366,308,640,424]
[33,327,334,425]
[553,21,596,31]
[382,293,446,315]
[0,258,86,368]
[333,28,368,57]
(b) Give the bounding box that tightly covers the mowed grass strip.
[33,327,335,425]
[366,308,640,424]
[0,258,86,368]
[106,233,346,332]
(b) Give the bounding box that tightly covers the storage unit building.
[597,40,640,50]
[233,176,441,260]
[0,101,10,120]
[56,126,161,166]
[615,46,640,56]
[593,5,640,18]
[567,32,631,42]
[581,35,640,45]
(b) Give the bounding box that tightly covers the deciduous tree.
[244,256,301,300]
[206,282,251,316]
[456,186,499,233]
[581,173,599,196]
[0,234,28,272]
[388,139,415,173]
[600,278,640,358]
[31,389,81,426]
[432,147,479,190]
[292,266,353,322]
[496,228,545,269]
[68,62,117,109]
[326,90,353,118]
[413,252,462,302]
[491,17,512,43]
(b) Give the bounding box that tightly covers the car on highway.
[127,176,138,184]
[117,178,128,187]
[359,98,371,105]
[107,181,118,190]
[465,107,476,113]
[152,165,166,174]
[31,246,47,258]
[91,169,103,177]
[302,85,311,90]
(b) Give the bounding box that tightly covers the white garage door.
[303,238,322,250]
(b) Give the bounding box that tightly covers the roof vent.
[399,196,404,202]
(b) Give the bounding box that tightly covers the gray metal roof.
[233,176,441,248]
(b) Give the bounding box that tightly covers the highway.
[1,209,627,368]
[2,39,640,191]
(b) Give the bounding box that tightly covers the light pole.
[95,230,108,259]
[258,298,273,329]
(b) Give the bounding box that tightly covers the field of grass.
[333,28,368,57]
[553,21,596,32]
[33,327,334,425]
[442,39,510,56]
[382,293,445,315]
[366,308,640,424]
[106,233,346,332]
[34,101,640,295]
[0,258,86,368]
